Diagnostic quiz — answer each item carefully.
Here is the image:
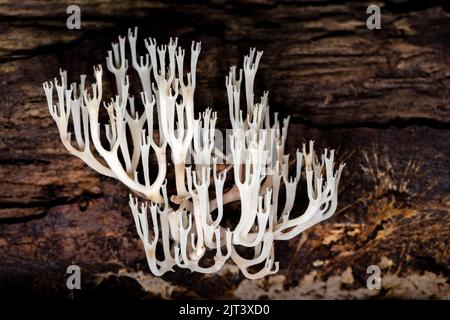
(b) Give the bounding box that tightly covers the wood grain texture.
[0,0,448,299]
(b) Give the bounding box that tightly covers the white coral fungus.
[43,27,345,279]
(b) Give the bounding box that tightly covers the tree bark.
[0,0,448,299]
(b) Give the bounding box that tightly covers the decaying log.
[0,0,448,299]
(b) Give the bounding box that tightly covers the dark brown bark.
[0,0,448,299]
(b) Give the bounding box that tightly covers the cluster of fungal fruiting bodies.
[43,28,344,279]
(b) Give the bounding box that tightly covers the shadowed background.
[0,0,449,299]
